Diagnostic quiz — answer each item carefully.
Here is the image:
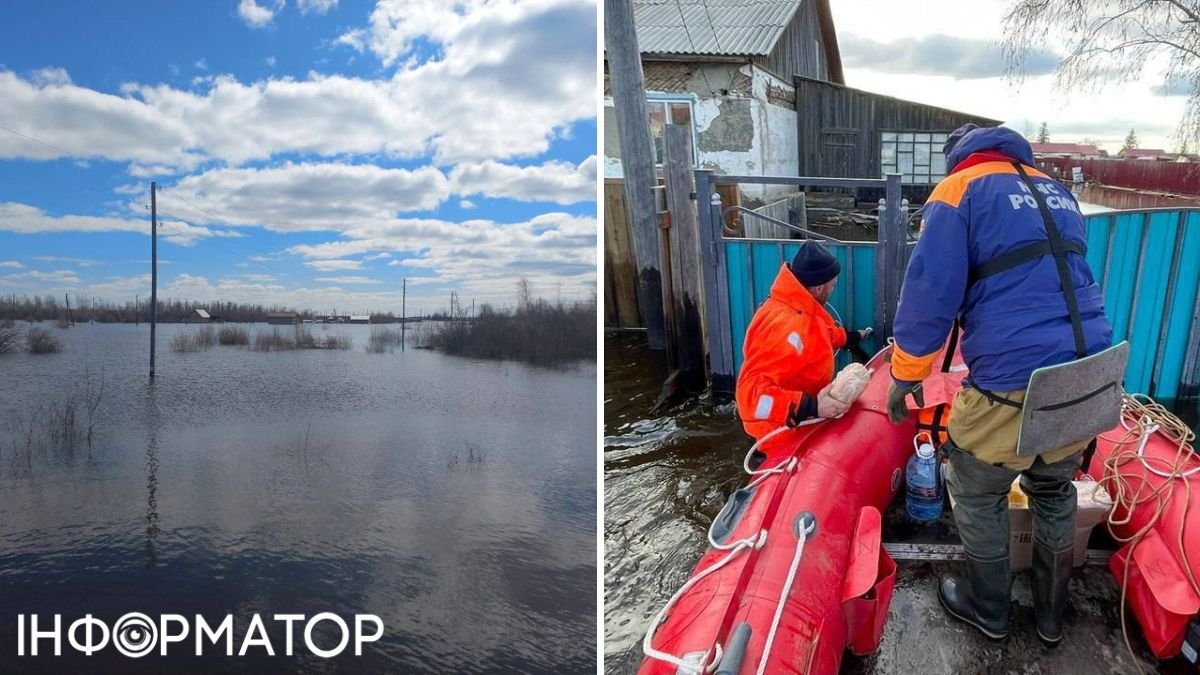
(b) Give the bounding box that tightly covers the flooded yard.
[0,322,596,673]
[604,333,1198,674]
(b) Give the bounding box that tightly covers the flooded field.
[604,333,1198,674]
[0,322,596,673]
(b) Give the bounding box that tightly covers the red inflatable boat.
[639,345,963,675]
[1090,398,1200,660]
[640,342,1200,673]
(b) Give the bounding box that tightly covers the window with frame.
[647,99,696,165]
[880,131,950,184]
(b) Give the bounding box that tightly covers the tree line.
[0,294,406,324]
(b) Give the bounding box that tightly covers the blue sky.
[0,0,597,314]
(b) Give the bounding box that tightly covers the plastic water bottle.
[906,435,944,522]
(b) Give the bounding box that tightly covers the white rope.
[755,522,808,675]
[642,530,767,673]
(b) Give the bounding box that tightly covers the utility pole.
[135,294,139,326]
[605,0,665,349]
[64,293,72,326]
[150,181,158,378]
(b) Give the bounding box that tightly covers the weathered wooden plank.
[605,0,665,349]
[663,125,706,392]
[603,181,641,328]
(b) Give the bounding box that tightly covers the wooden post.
[874,173,905,341]
[662,125,705,391]
[603,181,642,327]
[150,181,157,378]
[696,169,735,395]
[604,0,665,350]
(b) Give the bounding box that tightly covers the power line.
[672,0,718,97]
[0,124,83,159]
[155,210,287,276]
[698,0,723,52]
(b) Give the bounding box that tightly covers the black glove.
[785,394,819,427]
[887,380,924,424]
[844,329,862,348]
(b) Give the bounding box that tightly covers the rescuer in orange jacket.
[736,241,870,440]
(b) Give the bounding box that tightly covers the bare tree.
[516,278,532,311]
[1003,1,1200,146]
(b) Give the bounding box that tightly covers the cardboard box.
[951,479,1112,569]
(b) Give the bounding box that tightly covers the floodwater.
[604,333,1199,674]
[0,322,596,673]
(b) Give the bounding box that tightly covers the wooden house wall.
[794,77,999,183]
[760,0,829,82]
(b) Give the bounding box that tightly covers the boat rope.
[1095,392,1198,672]
[743,423,812,488]
[755,522,808,675]
[644,422,819,673]
[641,530,767,673]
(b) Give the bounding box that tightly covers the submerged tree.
[1003,1,1200,146]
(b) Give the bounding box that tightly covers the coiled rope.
[1096,393,1198,670]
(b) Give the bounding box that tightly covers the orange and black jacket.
[736,265,847,440]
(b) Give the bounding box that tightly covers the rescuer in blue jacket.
[887,124,1113,646]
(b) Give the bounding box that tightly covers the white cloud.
[265,56,277,67]
[459,199,476,209]
[1,269,83,286]
[32,256,103,267]
[159,162,450,231]
[0,202,240,246]
[451,155,595,204]
[287,211,595,302]
[30,67,71,86]
[238,0,282,28]
[194,58,208,71]
[297,0,337,15]
[305,259,362,271]
[0,260,22,268]
[0,0,595,169]
[365,252,392,260]
[314,275,381,284]
[831,0,1190,153]
[336,29,367,53]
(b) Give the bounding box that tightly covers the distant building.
[1031,142,1104,160]
[1120,148,1172,161]
[349,314,371,324]
[266,311,299,325]
[192,309,211,322]
[604,0,844,201]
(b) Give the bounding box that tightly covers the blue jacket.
[891,126,1113,391]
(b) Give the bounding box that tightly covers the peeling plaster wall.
[602,62,799,202]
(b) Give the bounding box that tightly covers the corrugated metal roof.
[633,0,802,56]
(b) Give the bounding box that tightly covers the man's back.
[893,127,1112,390]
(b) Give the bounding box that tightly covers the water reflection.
[0,323,596,672]
[145,381,161,564]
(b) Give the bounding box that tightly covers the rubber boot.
[938,556,1011,640]
[1032,540,1073,647]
